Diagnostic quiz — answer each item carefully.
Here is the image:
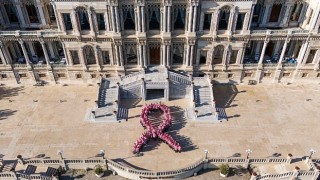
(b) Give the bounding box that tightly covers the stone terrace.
[0,84,320,171]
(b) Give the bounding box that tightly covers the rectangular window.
[26,5,39,23]
[123,7,135,30]
[263,73,271,77]
[244,73,252,77]
[229,50,238,64]
[125,45,137,65]
[252,4,262,23]
[102,51,110,64]
[199,50,207,64]
[70,50,80,65]
[306,50,316,64]
[4,4,19,23]
[148,7,160,30]
[19,73,27,78]
[283,73,290,77]
[203,14,212,30]
[236,13,246,30]
[172,44,184,64]
[228,74,233,78]
[91,74,97,78]
[317,73,320,78]
[39,74,46,78]
[76,74,82,79]
[57,73,65,78]
[302,73,308,78]
[96,13,105,30]
[1,74,7,79]
[174,7,186,30]
[63,13,73,30]
[213,74,219,78]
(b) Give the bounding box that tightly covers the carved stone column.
[258,39,269,65]
[15,1,27,28]
[18,40,30,66]
[79,47,87,69]
[0,41,10,64]
[71,9,80,36]
[36,0,47,27]
[280,4,294,27]
[87,7,96,36]
[39,39,50,67]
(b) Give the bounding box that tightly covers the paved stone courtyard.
[0,83,320,171]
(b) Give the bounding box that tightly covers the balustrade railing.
[243,63,258,67]
[168,71,191,85]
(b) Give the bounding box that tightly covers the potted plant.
[219,164,230,177]
[94,165,104,178]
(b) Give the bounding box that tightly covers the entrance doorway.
[150,46,161,65]
[147,89,164,100]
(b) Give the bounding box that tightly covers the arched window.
[77,7,90,30]
[213,45,224,64]
[218,6,231,30]
[84,46,96,65]
[269,3,282,22]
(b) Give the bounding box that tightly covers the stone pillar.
[258,40,269,65]
[228,10,235,33]
[18,40,30,66]
[245,4,255,31]
[71,9,80,36]
[79,47,87,69]
[187,6,194,32]
[167,5,171,32]
[36,0,47,26]
[261,4,271,25]
[302,7,312,27]
[278,39,290,67]
[190,45,195,66]
[185,45,190,66]
[297,40,309,64]
[192,6,198,32]
[199,12,205,33]
[280,4,294,27]
[166,45,170,67]
[94,46,101,67]
[39,40,50,66]
[211,9,220,35]
[162,5,167,32]
[104,11,110,32]
[162,43,166,66]
[136,5,141,32]
[115,6,121,33]
[0,41,10,64]
[114,40,123,66]
[51,3,61,30]
[87,7,96,36]
[15,1,27,28]
[61,42,69,65]
[141,5,146,32]
[143,44,147,67]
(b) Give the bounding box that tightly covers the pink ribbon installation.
[132,103,182,153]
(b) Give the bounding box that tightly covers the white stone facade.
[0,0,320,85]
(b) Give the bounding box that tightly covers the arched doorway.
[84,46,96,65]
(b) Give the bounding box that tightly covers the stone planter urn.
[219,172,227,177]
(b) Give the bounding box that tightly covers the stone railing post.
[286,153,293,164]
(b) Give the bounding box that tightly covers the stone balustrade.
[1,157,319,180]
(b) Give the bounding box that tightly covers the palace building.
[0,0,320,85]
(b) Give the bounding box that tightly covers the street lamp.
[246,149,252,159]
[57,150,63,159]
[204,149,209,159]
[99,149,105,159]
[309,149,316,159]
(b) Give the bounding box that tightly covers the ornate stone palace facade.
[0,0,320,85]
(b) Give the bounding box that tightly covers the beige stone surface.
[0,84,320,171]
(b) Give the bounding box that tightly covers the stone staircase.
[188,76,221,122]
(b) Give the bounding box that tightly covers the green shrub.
[219,164,230,175]
[94,165,104,175]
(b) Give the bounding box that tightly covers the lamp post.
[99,150,105,159]
[246,149,252,159]
[204,149,209,159]
[309,149,316,159]
[57,150,63,160]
